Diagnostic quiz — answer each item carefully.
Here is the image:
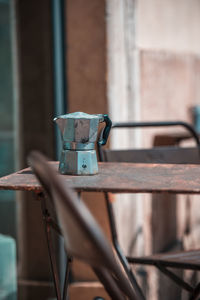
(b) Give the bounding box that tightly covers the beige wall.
[137,0,200,54]
[140,51,200,146]
[106,1,200,299]
[136,0,200,129]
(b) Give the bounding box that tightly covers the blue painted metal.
[51,0,67,158]
[192,106,200,134]
[51,0,67,294]
[0,0,16,241]
[0,234,17,299]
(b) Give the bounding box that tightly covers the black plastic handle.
[98,114,112,146]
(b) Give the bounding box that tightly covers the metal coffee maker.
[54,112,112,175]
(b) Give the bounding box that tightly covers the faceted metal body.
[54,112,105,175]
[59,150,98,175]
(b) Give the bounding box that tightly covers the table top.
[0,162,200,194]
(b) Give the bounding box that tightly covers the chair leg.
[189,282,200,300]
[62,255,72,300]
[105,194,145,300]
[105,193,118,244]
[93,267,128,300]
[156,263,193,293]
[40,196,62,300]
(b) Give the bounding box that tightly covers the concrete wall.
[66,0,107,114]
[106,1,200,299]
[137,0,200,54]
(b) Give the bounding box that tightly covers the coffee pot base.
[59,150,98,175]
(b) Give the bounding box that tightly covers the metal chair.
[28,151,140,300]
[28,156,71,300]
[98,120,200,300]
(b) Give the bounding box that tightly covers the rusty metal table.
[0,162,200,195]
[1,161,200,300]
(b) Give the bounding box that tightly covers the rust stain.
[0,162,200,195]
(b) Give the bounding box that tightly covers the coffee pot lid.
[54,112,104,122]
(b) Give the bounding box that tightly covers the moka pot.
[54,112,112,175]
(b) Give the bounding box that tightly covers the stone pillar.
[105,0,144,262]
[65,2,111,298]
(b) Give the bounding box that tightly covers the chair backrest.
[28,151,138,300]
[102,146,200,164]
[98,121,200,164]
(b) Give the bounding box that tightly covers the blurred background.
[1,0,200,299]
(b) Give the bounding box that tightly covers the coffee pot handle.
[98,114,112,146]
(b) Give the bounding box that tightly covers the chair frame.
[38,192,72,300]
[98,120,200,300]
[28,151,141,300]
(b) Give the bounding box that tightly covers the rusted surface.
[154,133,192,146]
[1,162,200,194]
